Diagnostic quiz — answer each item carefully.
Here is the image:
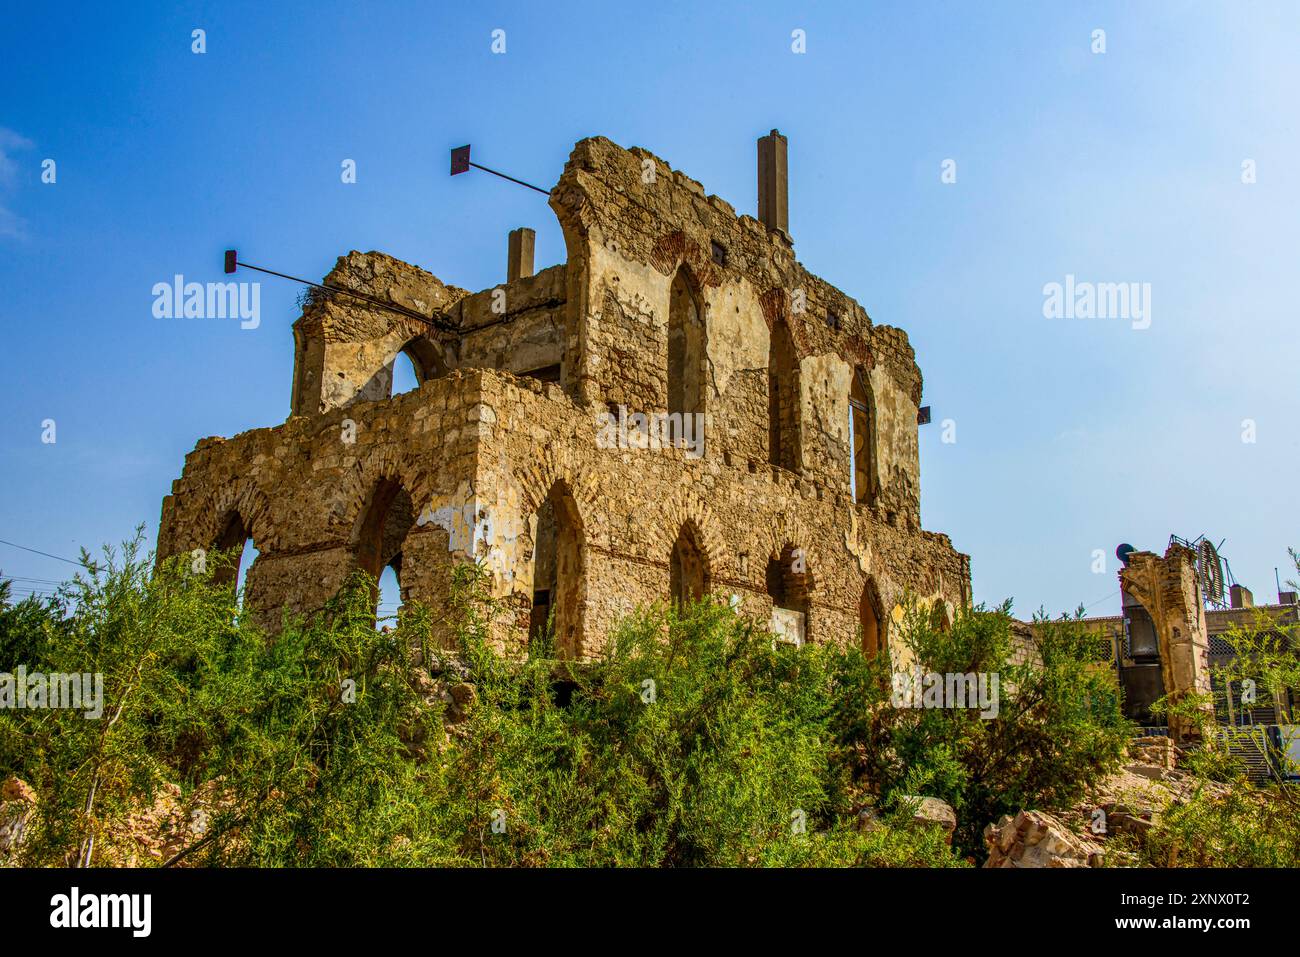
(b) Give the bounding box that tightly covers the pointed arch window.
[849,370,876,505]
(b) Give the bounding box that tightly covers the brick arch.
[513,446,599,525]
[759,286,813,358]
[648,231,723,288]
[333,446,431,538]
[758,513,817,564]
[392,332,450,387]
[757,516,822,596]
[652,489,729,580]
[197,480,276,552]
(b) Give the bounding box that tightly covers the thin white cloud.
[0,128,34,239]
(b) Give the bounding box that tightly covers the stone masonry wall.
[158,135,969,662]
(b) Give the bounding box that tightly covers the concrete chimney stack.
[757,129,790,241]
[507,227,535,282]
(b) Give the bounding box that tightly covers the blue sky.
[1,0,1296,616]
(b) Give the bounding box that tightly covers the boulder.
[983,810,1099,868]
[899,795,957,842]
[856,796,956,843]
[445,682,478,724]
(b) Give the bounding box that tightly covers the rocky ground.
[983,736,1230,867]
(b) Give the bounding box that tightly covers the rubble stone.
[0,777,36,859]
[983,810,1099,868]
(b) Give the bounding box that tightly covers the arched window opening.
[936,602,953,633]
[849,370,876,505]
[354,478,416,615]
[669,523,708,608]
[860,579,887,659]
[376,563,403,631]
[390,337,448,398]
[212,512,250,587]
[527,482,584,658]
[767,545,811,646]
[667,267,706,424]
[391,349,420,396]
[768,318,801,470]
[235,538,260,610]
[210,512,259,610]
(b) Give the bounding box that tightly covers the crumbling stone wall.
[550,137,926,523]
[158,136,969,662]
[1119,545,1215,743]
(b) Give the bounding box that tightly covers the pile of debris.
[983,735,1229,867]
[983,809,1101,868]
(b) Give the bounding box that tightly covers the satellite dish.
[1116,543,1136,566]
[1198,539,1225,605]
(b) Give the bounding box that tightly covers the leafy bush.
[0,534,446,866]
[1132,784,1300,867]
[0,537,1133,867]
[845,603,1133,857]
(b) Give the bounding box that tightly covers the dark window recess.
[1124,606,1160,661]
[710,241,727,267]
[533,589,551,606]
[521,364,561,383]
[826,311,841,331]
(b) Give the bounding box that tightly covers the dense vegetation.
[0,532,1188,867]
[1138,566,1300,868]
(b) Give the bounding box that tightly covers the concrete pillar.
[757,129,790,241]
[507,227,535,282]
[1230,583,1254,609]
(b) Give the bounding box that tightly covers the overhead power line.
[0,538,91,568]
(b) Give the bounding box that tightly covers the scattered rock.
[856,808,883,833]
[898,795,957,842]
[1,777,35,804]
[983,810,1099,868]
[0,776,37,859]
[1125,763,1170,782]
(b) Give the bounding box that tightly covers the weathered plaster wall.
[549,136,925,523]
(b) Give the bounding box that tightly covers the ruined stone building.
[156,132,970,658]
[1077,541,1298,750]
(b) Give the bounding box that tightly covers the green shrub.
[845,602,1132,858]
[0,538,1131,868]
[1133,783,1300,867]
